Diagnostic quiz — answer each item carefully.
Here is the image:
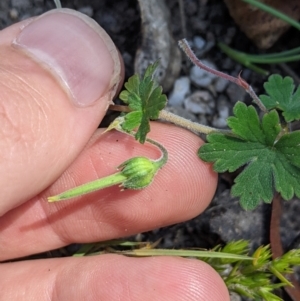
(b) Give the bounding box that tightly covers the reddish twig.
[270,193,300,301]
[178,39,268,113]
[108,104,131,113]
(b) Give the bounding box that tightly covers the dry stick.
[178,39,268,113]
[109,104,131,113]
[270,193,300,301]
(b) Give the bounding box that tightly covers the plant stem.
[269,193,300,300]
[114,121,168,167]
[109,104,131,113]
[179,39,268,113]
[158,109,231,135]
[117,248,252,260]
[218,43,270,75]
[268,265,293,287]
[146,137,168,168]
[53,0,62,8]
[219,43,300,64]
[109,105,231,136]
[178,39,268,113]
[179,39,240,83]
[48,172,128,202]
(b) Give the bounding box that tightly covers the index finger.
[0,122,217,260]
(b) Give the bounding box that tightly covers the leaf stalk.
[158,109,231,135]
[178,39,268,113]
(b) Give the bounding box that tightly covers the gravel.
[3,2,300,298]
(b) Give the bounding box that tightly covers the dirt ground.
[3,1,300,299]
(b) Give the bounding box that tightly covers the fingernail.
[13,8,119,106]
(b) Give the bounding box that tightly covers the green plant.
[47,37,300,299]
[49,39,300,211]
[219,0,300,75]
[72,239,300,301]
[50,0,300,294]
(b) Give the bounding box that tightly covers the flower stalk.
[48,125,168,202]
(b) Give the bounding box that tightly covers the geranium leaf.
[199,101,300,209]
[119,62,167,143]
[260,74,300,122]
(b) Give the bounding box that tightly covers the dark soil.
[3,1,300,300]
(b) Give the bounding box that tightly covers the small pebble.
[193,36,206,50]
[230,292,242,301]
[190,60,217,88]
[184,90,214,114]
[135,233,144,242]
[212,95,230,128]
[215,77,229,93]
[78,6,94,17]
[9,8,18,20]
[168,76,191,106]
[226,82,247,104]
[200,190,267,252]
[165,105,198,122]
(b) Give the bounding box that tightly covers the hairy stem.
[108,106,231,136]
[159,109,231,135]
[113,121,168,167]
[178,39,268,113]
[146,137,168,168]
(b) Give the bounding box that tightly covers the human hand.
[0,9,230,300]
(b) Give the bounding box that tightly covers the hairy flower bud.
[118,156,159,189]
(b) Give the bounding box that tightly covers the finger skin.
[0,9,227,301]
[0,13,122,215]
[0,123,217,260]
[0,255,229,301]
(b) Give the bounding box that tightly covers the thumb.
[0,9,122,215]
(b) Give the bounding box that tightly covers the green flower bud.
[118,156,159,189]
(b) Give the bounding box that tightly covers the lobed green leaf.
[260,74,300,122]
[119,62,167,143]
[199,101,300,209]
